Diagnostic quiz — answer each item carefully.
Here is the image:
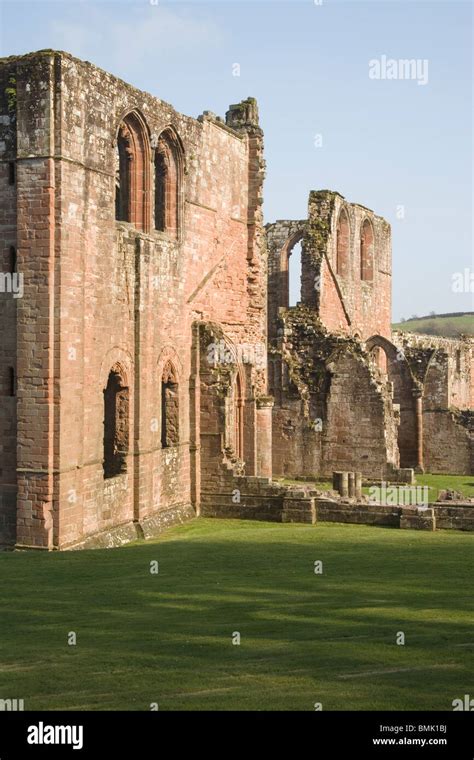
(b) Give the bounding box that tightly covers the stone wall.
[317,497,474,532]
[321,348,399,478]
[310,191,392,341]
[266,191,392,343]
[1,50,473,551]
[202,488,474,533]
[0,50,269,549]
[392,332,474,473]
[316,498,400,527]
[269,307,401,479]
[267,191,400,481]
[266,219,306,341]
[201,476,317,525]
[432,502,474,531]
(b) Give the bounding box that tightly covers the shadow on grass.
[0,520,472,710]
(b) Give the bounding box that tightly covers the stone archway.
[266,222,306,341]
[366,335,419,469]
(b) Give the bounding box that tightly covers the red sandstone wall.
[266,192,395,481]
[4,51,267,548]
[266,220,306,341]
[321,351,399,478]
[421,344,473,473]
[266,191,392,345]
[392,332,474,474]
[318,256,350,333]
[423,410,472,474]
[314,193,392,341]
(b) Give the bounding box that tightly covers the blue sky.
[1,0,472,320]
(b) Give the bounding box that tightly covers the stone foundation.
[432,502,474,531]
[62,504,197,550]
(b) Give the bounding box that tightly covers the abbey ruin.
[0,51,473,549]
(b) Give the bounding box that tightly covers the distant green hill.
[392,312,474,337]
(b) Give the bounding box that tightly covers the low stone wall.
[201,474,474,532]
[201,476,286,522]
[399,506,435,531]
[282,491,316,523]
[316,498,400,527]
[316,497,474,531]
[432,502,474,531]
[201,472,322,523]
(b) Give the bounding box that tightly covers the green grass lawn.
[0,519,472,711]
[415,474,474,501]
[392,313,474,337]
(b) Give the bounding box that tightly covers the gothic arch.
[103,361,130,479]
[366,335,418,468]
[279,230,304,307]
[157,344,183,378]
[161,359,180,448]
[360,218,374,281]
[232,366,245,460]
[99,347,133,392]
[114,110,151,232]
[154,126,185,238]
[336,207,350,277]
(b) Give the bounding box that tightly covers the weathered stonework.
[0,51,271,548]
[0,50,472,549]
[268,308,402,479]
[267,190,392,342]
[267,192,473,479]
[391,332,474,474]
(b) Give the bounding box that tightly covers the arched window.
[234,373,244,459]
[360,219,374,281]
[161,362,179,448]
[155,129,182,236]
[288,241,302,306]
[369,345,388,375]
[103,367,129,478]
[277,230,304,309]
[456,349,462,374]
[336,208,350,277]
[115,112,150,231]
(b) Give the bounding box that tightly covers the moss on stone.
[5,75,16,112]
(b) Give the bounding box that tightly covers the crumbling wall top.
[0,49,253,143]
